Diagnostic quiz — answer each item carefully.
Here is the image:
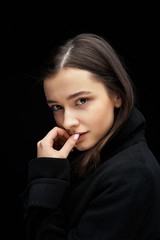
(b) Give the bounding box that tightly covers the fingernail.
[74,133,80,140]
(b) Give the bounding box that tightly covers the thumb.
[60,133,80,157]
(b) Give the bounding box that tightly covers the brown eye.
[76,98,88,105]
[51,105,62,111]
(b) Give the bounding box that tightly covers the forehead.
[44,68,104,91]
[44,68,114,104]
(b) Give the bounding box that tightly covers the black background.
[5,3,159,239]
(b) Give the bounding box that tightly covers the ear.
[114,95,122,108]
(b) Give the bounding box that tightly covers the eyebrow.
[46,91,92,103]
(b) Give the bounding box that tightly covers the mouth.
[67,130,88,141]
[77,132,88,141]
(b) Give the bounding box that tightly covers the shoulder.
[96,143,159,199]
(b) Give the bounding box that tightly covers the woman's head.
[43,33,136,174]
[44,68,122,151]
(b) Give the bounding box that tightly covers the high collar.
[69,107,146,185]
[100,106,146,161]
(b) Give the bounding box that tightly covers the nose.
[62,109,79,131]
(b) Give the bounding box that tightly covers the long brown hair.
[43,33,136,176]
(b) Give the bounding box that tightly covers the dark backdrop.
[5,3,159,239]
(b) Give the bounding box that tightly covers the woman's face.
[44,68,121,151]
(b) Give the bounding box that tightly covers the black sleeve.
[22,157,70,240]
[22,158,155,240]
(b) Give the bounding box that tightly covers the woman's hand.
[37,127,79,158]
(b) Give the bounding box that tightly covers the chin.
[76,142,95,151]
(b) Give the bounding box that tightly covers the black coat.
[23,107,160,239]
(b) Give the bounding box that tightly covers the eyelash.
[51,105,62,111]
[50,98,88,112]
[76,98,88,105]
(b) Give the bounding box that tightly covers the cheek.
[53,114,63,127]
[96,110,114,130]
[91,102,115,135]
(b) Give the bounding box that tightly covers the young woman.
[22,33,160,239]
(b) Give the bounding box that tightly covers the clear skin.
[37,68,121,159]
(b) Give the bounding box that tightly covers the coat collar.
[100,106,146,162]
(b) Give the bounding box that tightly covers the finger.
[59,133,80,157]
[43,127,70,146]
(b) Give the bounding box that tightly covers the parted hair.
[42,33,136,176]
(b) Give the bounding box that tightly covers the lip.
[77,132,88,140]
